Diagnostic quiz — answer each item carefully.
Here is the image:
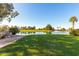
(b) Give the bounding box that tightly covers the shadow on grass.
[0,34,79,56]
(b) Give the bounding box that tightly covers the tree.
[28,26,32,30]
[60,28,66,31]
[69,16,78,29]
[9,26,19,35]
[45,24,54,30]
[32,26,36,30]
[0,3,19,22]
[68,27,73,32]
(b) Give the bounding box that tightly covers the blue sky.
[2,3,79,29]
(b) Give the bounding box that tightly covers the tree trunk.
[72,22,74,29]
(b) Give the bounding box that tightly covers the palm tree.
[69,16,78,29]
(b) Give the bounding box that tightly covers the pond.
[52,31,69,34]
[16,31,69,35]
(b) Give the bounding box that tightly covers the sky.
[1,3,79,29]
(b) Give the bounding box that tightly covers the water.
[16,31,69,35]
[52,31,69,34]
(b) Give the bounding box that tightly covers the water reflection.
[16,31,69,35]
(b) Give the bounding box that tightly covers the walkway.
[0,35,25,48]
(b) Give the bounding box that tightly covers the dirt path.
[0,35,25,48]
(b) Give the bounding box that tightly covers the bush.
[0,25,9,32]
[9,26,19,35]
[0,34,5,39]
[69,29,79,36]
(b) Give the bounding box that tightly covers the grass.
[0,34,79,56]
[20,30,52,32]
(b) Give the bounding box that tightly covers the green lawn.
[0,34,79,56]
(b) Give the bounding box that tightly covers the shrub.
[69,29,79,36]
[0,25,9,32]
[0,35,5,39]
[0,34,5,39]
[9,26,19,35]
